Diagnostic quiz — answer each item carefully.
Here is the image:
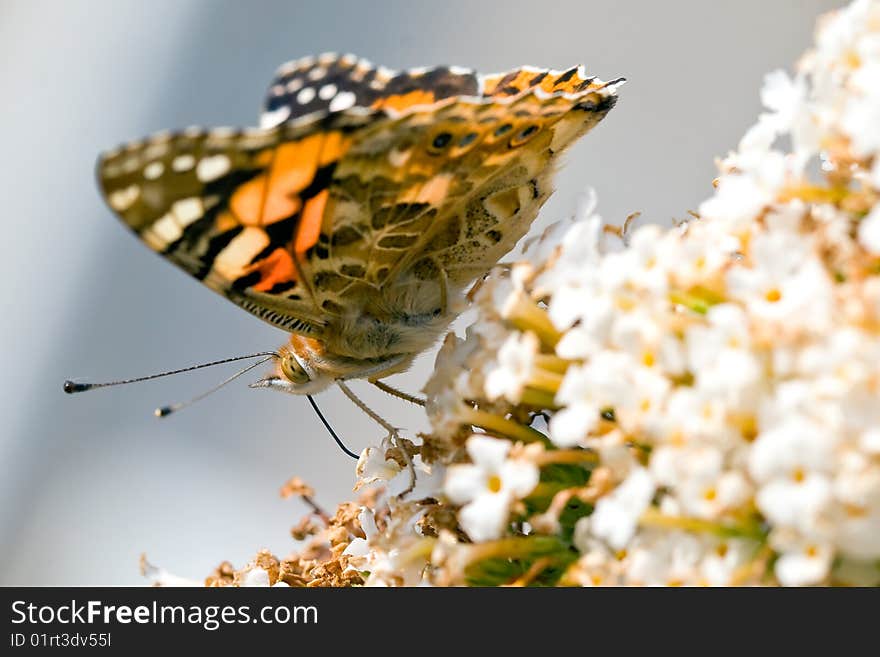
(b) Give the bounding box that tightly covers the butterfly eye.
[280,355,310,385]
[427,131,453,155]
[509,124,540,147]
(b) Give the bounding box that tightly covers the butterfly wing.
[99,58,619,345]
[297,66,620,323]
[97,112,384,337]
[260,53,480,127]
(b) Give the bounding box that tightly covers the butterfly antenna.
[156,356,276,417]
[306,394,359,460]
[63,352,279,394]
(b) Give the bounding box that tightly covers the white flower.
[755,70,819,164]
[658,388,739,447]
[625,530,703,585]
[841,88,880,157]
[622,224,670,295]
[749,415,838,535]
[686,303,763,408]
[550,352,636,447]
[532,196,603,295]
[140,557,201,587]
[870,158,880,190]
[699,151,787,229]
[659,221,739,288]
[857,205,880,254]
[239,567,271,587]
[700,539,756,586]
[444,436,539,541]
[355,446,402,490]
[588,467,655,549]
[484,331,539,403]
[761,70,806,130]
[611,309,686,375]
[651,444,751,519]
[726,230,832,329]
[343,507,378,570]
[615,366,671,438]
[771,531,833,586]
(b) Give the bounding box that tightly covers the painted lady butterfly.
[97,54,620,400]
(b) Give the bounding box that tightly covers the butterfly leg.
[369,379,426,406]
[336,379,416,496]
[439,265,449,317]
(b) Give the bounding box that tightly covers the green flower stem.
[463,407,548,444]
[534,449,598,467]
[469,535,569,563]
[527,367,564,395]
[535,353,572,374]
[504,296,562,348]
[639,508,766,541]
[520,387,559,409]
[668,286,724,315]
[400,537,437,564]
[778,183,849,204]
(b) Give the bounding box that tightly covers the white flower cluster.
[411,0,880,586]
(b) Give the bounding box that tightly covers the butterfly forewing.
[98,116,375,336]
[261,53,480,128]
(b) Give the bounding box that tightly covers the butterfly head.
[249,338,335,395]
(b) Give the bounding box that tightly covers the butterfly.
[97,53,620,401]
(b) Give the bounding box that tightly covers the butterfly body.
[98,55,620,394]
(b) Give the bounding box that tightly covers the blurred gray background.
[0,0,838,585]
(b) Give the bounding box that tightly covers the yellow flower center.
[487,475,503,493]
[765,287,782,303]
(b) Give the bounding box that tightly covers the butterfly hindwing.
[307,67,620,321]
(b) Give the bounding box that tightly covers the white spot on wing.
[143,162,164,180]
[376,66,396,81]
[172,197,205,226]
[297,87,316,104]
[196,154,232,182]
[209,127,237,138]
[318,83,338,100]
[172,154,196,172]
[260,105,291,128]
[108,184,140,211]
[307,66,327,81]
[328,91,356,112]
[150,213,183,244]
[285,78,304,93]
[214,227,270,280]
[388,146,411,167]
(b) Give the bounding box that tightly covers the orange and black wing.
[99,56,620,337]
[97,112,378,337]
